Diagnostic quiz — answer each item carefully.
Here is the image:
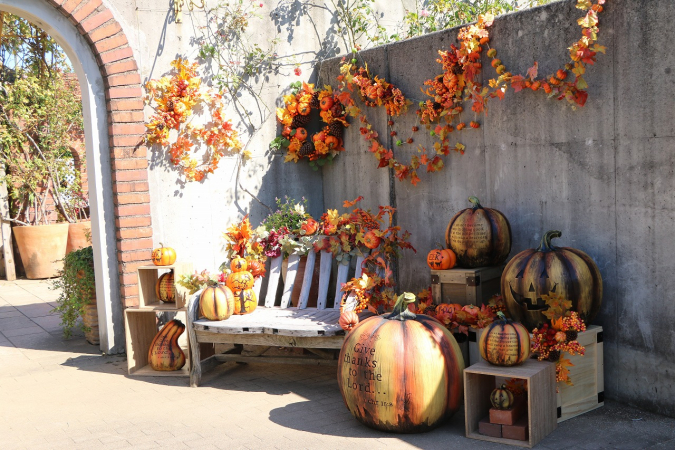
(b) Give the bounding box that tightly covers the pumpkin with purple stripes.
[337,293,465,433]
[479,313,530,366]
[501,230,603,331]
[445,196,511,268]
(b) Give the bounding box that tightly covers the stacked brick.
[47,0,152,308]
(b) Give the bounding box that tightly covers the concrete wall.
[320,0,675,416]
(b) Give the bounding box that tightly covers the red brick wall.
[45,0,152,308]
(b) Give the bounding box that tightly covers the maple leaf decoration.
[541,291,574,321]
[558,357,575,386]
[223,216,253,257]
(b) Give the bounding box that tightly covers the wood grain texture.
[187,292,202,387]
[316,251,333,309]
[333,257,351,309]
[264,257,283,307]
[195,331,345,349]
[430,266,503,307]
[280,254,300,308]
[214,354,339,366]
[138,262,193,309]
[298,249,317,309]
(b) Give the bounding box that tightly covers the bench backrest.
[254,245,367,310]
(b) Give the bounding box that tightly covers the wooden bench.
[186,247,369,387]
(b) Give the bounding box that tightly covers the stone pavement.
[1,279,675,450]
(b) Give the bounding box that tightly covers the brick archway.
[43,0,152,309]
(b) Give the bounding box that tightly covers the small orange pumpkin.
[363,230,381,249]
[298,102,311,115]
[234,288,258,315]
[230,257,248,272]
[325,135,339,149]
[427,248,457,270]
[226,271,255,292]
[436,303,462,316]
[295,127,308,141]
[320,96,334,111]
[312,131,326,143]
[247,259,265,278]
[282,126,293,138]
[339,311,359,332]
[287,102,298,114]
[152,243,176,266]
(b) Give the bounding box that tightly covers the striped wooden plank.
[333,257,351,309]
[280,253,301,309]
[297,249,317,309]
[253,277,263,300]
[264,256,283,307]
[316,251,333,310]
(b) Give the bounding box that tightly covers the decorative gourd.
[501,230,603,330]
[320,96,334,111]
[230,257,248,272]
[339,311,359,331]
[490,385,514,410]
[152,243,176,266]
[445,196,511,268]
[479,312,530,366]
[226,271,255,292]
[234,288,258,315]
[199,285,235,321]
[338,293,465,433]
[427,248,456,270]
[148,319,186,371]
[247,259,265,278]
[436,303,462,316]
[155,271,175,303]
[362,230,381,250]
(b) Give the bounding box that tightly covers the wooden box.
[124,308,191,377]
[464,360,557,448]
[468,325,604,422]
[138,262,193,309]
[431,266,503,307]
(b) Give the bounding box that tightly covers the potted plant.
[51,245,99,344]
[0,16,86,278]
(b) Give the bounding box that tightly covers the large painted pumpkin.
[445,196,511,268]
[200,285,235,321]
[148,319,186,371]
[479,313,530,366]
[233,288,257,315]
[338,293,465,433]
[501,230,603,330]
[155,271,175,303]
[226,270,255,292]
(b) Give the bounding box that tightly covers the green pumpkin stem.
[538,230,562,252]
[386,292,417,321]
[468,196,482,210]
[497,311,507,322]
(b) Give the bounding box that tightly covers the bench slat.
[316,251,333,310]
[333,257,351,309]
[253,277,263,299]
[354,253,367,278]
[280,253,300,309]
[264,256,283,307]
[297,249,317,310]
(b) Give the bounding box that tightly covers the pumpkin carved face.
[501,230,603,330]
[427,248,456,270]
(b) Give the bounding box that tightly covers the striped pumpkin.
[338,293,465,433]
[479,314,530,366]
[445,196,511,268]
[501,230,603,330]
[148,319,186,371]
[200,285,235,321]
[155,271,175,303]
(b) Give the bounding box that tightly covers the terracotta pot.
[13,223,69,279]
[66,220,92,254]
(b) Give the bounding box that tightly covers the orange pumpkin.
[479,313,530,366]
[295,127,308,141]
[152,243,176,266]
[282,126,292,137]
[226,271,255,292]
[247,259,265,278]
[148,319,186,371]
[300,218,319,236]
[199,285,235,321]
[313,131,326,143]
[155,271,175,303]
[234,288,258,315]
[325,135,339,149]
[436,303,462,316]
[287,102,298,114]
[298,102,311,115]
[230,257,248,272]
[339,311,359,331]
[362,230,381,249]
[320,96,334,111]
[426,248,456,270]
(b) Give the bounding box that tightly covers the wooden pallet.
[431,266,503,307]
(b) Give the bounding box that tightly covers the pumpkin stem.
[537,230,562,252]
[497,311,507,321]
[386,292,417,321]
[468,196,482,210]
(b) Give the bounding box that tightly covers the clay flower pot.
[66,220,92,254]
[13,223,69,279]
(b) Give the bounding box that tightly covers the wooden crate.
[468,325,604,422]
[124,307,191,377]
[464,360,557,448]
[431,266,503,307]
[138,262,193,309]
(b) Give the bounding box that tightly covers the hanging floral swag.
[145,58,245,182]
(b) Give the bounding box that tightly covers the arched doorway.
[0,0,153,354]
